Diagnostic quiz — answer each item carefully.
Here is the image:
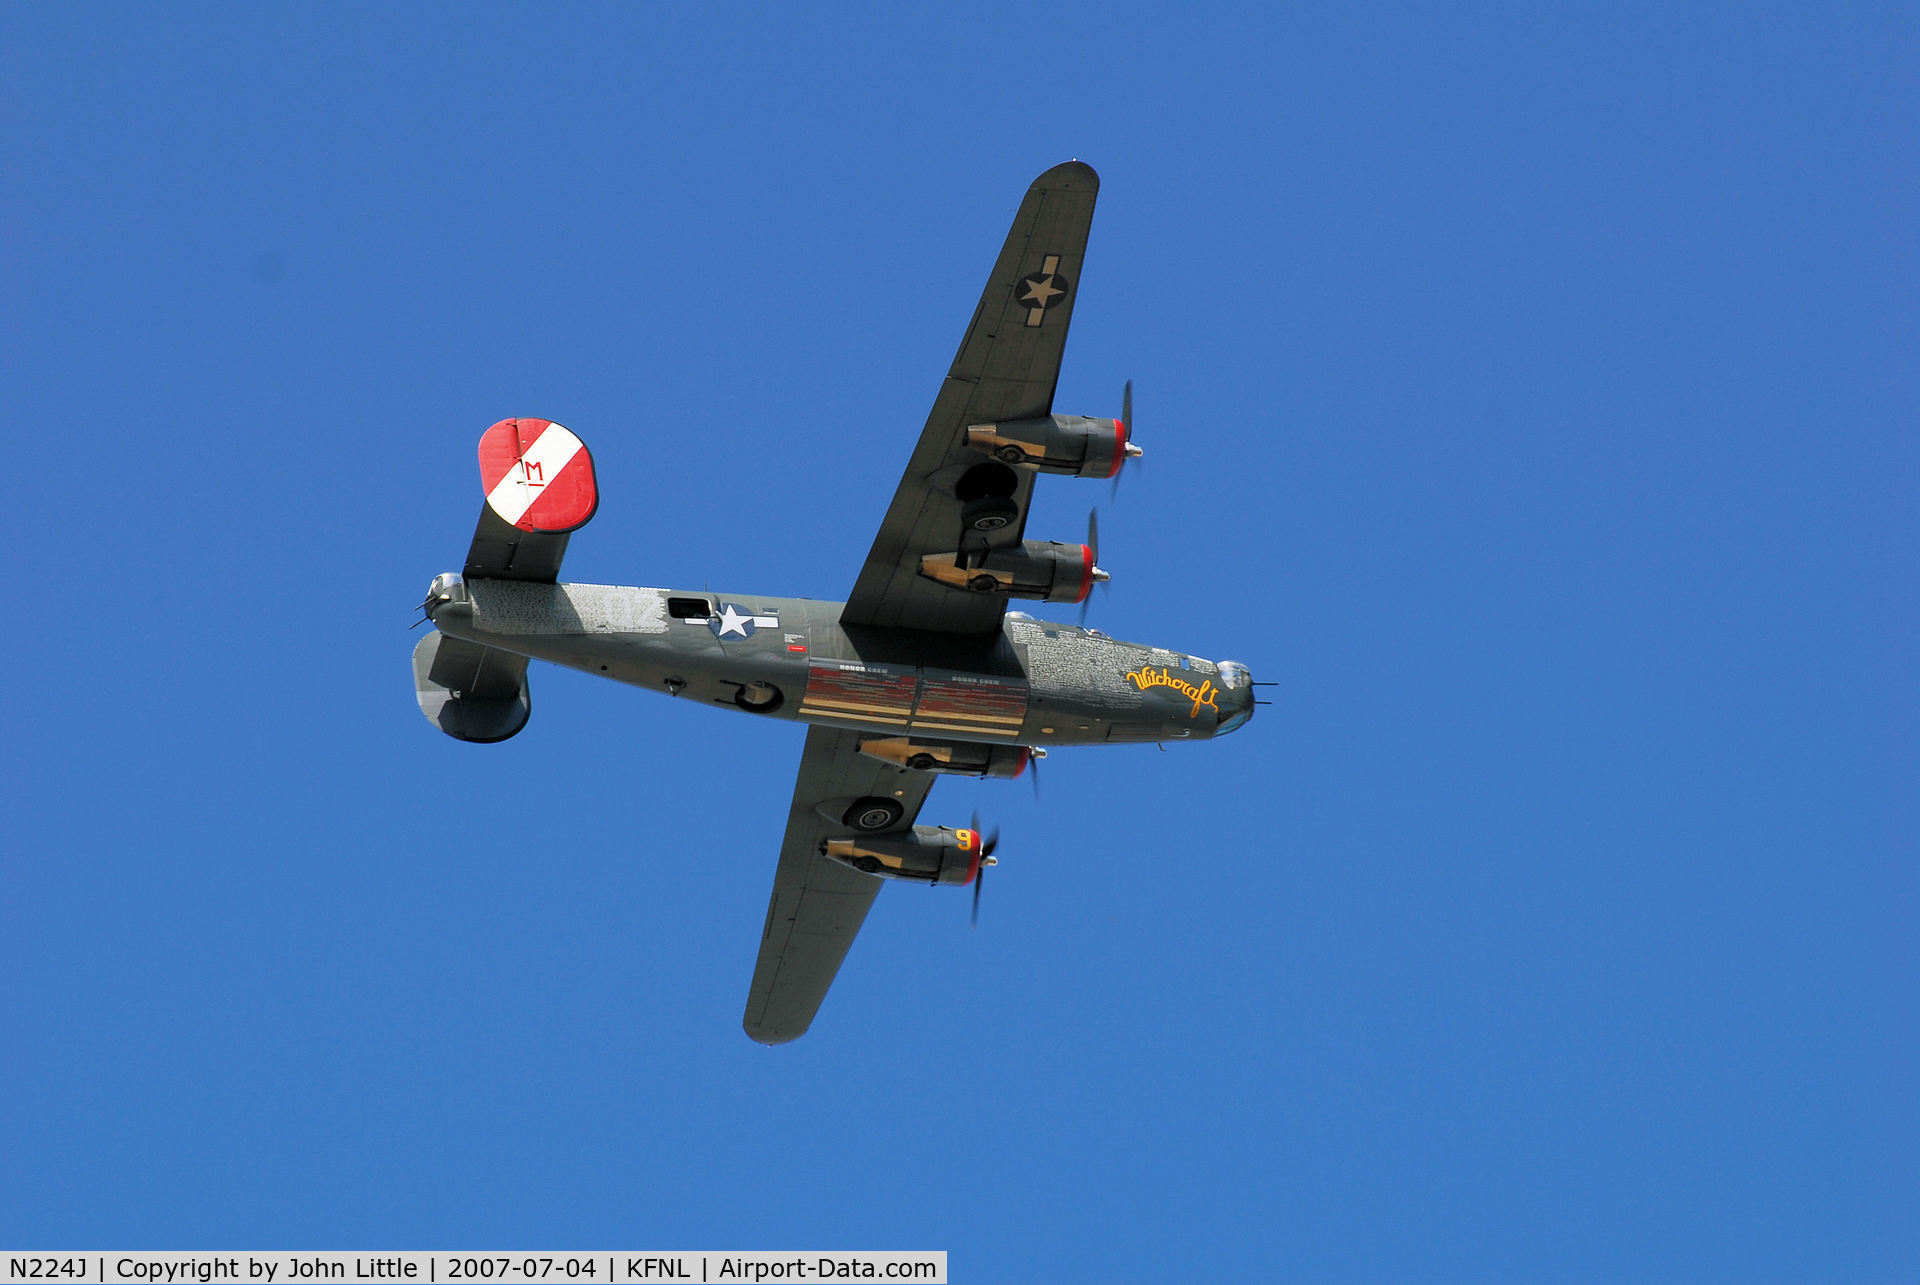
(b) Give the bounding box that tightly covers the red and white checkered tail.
[477,418,598,533]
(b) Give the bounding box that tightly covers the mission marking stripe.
[911,712,1026,727]
[800,699,916,718]
[798,709,911,727]
[908,722,1022,738]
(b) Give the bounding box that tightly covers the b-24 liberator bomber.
[412,161,1255,1043]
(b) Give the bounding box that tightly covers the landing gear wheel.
[844,796,904,831]
[995,444,1027,464]
[962,495,1019,533]
[906,753,938,771]
[733,681,783,712]
[967,574,1001,593]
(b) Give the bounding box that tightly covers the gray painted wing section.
[840,160,1100,634]
[464,507,571,583]
[743,726,938,1044]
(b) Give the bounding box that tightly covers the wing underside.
[743,726,937,1044]
[840,160,1100,634]
[744,164,1102,1039]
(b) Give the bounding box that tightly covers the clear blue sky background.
[4,4,1913,1280]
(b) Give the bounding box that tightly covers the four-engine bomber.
[409,161,1256,1042]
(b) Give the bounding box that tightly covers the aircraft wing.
[743,725,937,1044]
[840,160,1100,634]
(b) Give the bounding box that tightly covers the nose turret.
[1215,660,1255,735]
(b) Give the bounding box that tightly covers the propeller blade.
[1078,507,1110,627]
[1112,379,1138,500]
[968,812,1000,927]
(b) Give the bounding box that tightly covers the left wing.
[743,726,937,1044]
[840,160,1100,634]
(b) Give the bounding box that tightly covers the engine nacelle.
[858,737,1032,778]
[822,825,985,885]
[918,540,1095,603]
[966,414,1131,479]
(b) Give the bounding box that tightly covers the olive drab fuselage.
[422,577,1254,748]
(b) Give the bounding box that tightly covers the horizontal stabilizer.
[464,509,570,583]
[411,631,531,743]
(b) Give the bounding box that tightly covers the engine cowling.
[822,826,985,885]
[857,737,1032,778]
[966,414,1131,479]
[918,540,1096,603]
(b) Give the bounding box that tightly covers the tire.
[844,796,904,831]
[967,574,1001,593]
[995,444,1027,464]
[962,494,1019,533]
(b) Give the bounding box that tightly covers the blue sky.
[4,4,1913,1280]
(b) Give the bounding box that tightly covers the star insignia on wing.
[1019,274,1065,307]
[1019,254,1070,326]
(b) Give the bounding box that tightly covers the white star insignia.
[715,605,754,637]
[1020,274,1064,307]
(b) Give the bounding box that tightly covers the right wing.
[743,726,937,1044]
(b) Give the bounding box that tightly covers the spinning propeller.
[968,811,1001,927]
[1079,507,1110,626]
[1113,379,1144,498]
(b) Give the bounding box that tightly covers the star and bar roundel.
[1018,254,1070,327]
[478,418,599,532]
